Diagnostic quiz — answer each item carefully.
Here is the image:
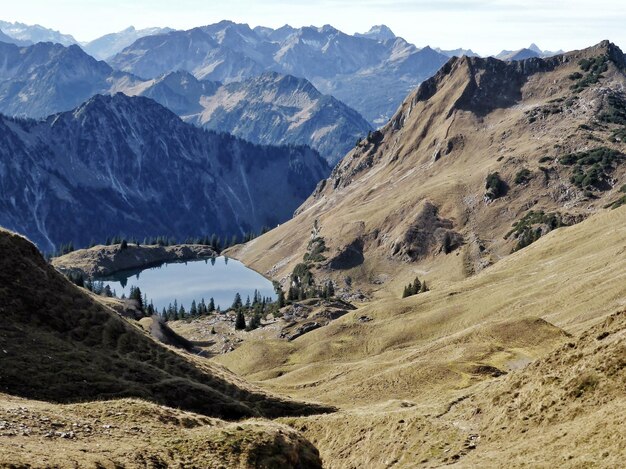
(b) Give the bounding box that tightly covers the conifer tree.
[235,310,246,330]
[232,292,242,310]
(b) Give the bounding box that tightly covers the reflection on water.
[98,257,275,312]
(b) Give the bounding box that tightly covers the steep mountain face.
[0,20,77,45]
[82,26,175,60]
[233,41,626,299]
[0,93,329,252]
[109,21,449,124]
[125,71,371,163]
[0,41,139,117]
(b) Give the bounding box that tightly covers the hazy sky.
[2,0,624,55]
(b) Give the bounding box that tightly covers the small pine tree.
[420,281,429,293]
[411,277,421,295]
[190,300,198,316]
[208,297,216,312]
[232,292,242,310]
[235,310,246,330]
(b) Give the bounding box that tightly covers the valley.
[0,8,625,469]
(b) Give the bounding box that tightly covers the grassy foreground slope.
[0,228,332,467]
[217,205,626,467]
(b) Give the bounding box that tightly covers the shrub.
[485,172,508,199]
[514,168,533,185]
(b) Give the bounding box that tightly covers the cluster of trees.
[232,290,277,331]
[58,226,275,259]
[161,297,217,322]
[67,272,115,297]
[56,242,75,256]
[402,276,429,298]
[287,279,335,302]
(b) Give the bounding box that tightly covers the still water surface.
[99,257,275,311]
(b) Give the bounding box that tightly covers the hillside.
[232,41,626,300]
[109,21,449,123]
[0,228,330,466]
[210,41,626,468]
[0,93,328,252]
[217,199,626,468]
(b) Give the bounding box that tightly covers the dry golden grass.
[0,228,334,467]
[232,42,626,302]
[0,393,323,468]
[216,203,626,467]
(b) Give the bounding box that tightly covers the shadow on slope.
[0,229,334,420]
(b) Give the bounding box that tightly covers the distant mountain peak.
[355,24,396,42]
[528,43,542,54]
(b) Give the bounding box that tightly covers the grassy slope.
[0,228,336,466]
[216,205,626,467]
[0,394,323,468]
[232,42,626,301]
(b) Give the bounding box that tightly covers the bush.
[514,168,533,185]
[485,172,508,199]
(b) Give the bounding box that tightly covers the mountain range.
[0,20,77,45]
[0,40,369,163]
[82,26,175,60]
[495,43,564,61]
[109,21,450,124]
[0,93,329,252]
[127,70,372,163]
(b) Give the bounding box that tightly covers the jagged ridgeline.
[0,93,329,253]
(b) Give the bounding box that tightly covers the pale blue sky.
[2,0,624,55]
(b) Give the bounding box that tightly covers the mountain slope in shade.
[83,26,175,60]
[126,70,372,163]
[109,21,450,124]
[0,93,329,252]
[0,20,77,45]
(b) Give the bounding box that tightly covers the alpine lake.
[98,257,276,312]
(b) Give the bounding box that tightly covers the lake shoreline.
[52,243,218,278]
